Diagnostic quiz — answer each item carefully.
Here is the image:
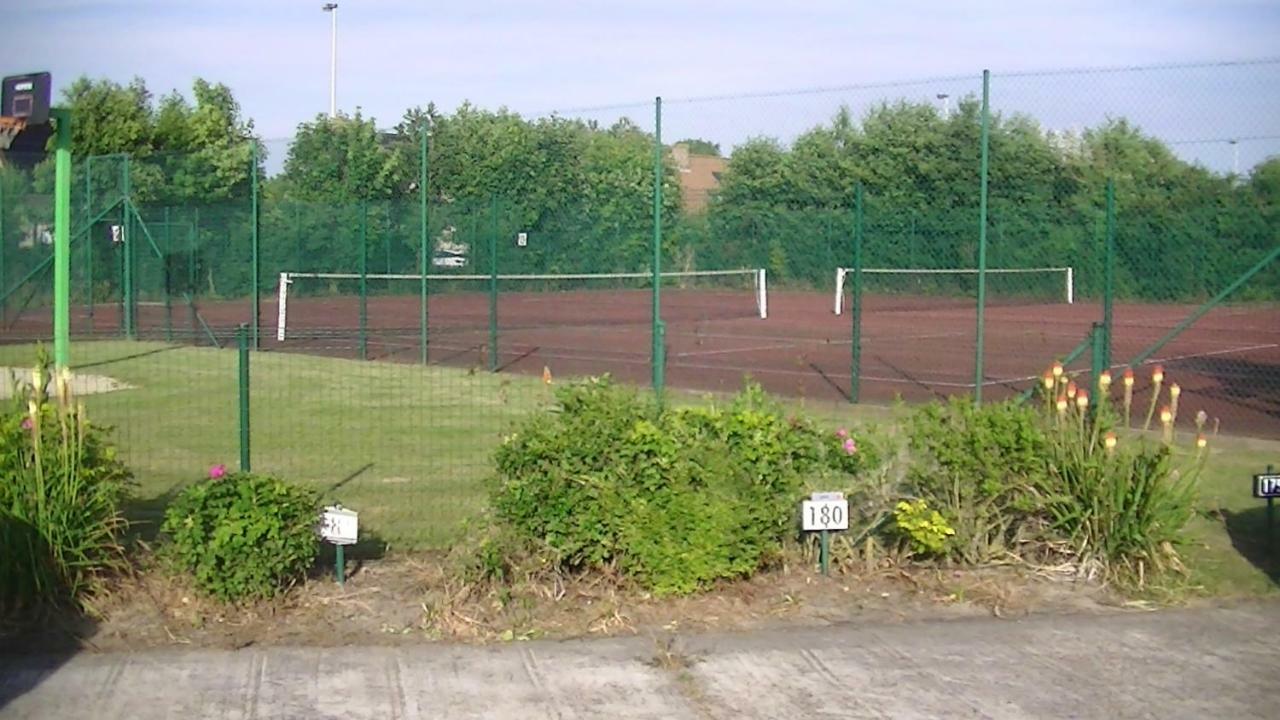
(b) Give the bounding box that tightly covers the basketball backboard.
[2,72,52,125]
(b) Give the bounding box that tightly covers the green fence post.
[974,69,991,404]
[359,200,368,361]
[488,194,499,372]
[1103,178,1116,369]
[652,96,665,400]
[251,140,260,349]
[1090,322,1105,405]
[0,149,6,324]
[190,207,199,338]
[237,323,251,472]
[850,184,864,403]
[122,155,134,339]
[52,108,72,369]
[84,154,93,333]
[163,206,173,342]
[419,124,430,363]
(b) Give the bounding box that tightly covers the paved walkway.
[2,603,1276,719]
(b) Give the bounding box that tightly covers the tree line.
[2,76,1276,303]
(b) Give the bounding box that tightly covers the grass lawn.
[2,339,1276,596]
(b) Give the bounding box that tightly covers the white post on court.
[276,273,291,341]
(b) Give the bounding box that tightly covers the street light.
[1229,138,1239,176]
[322,3,338,118]
[936,93,950,119]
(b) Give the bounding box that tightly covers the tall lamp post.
[322,3,338,117]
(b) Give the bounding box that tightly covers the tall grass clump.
[0,358,132,615]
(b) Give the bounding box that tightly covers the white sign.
[110,224,123,244]
[319,505,359,545]
[516,232,528,247]
[432,255,467,268]
[1255,474,1280,498]
[802,497,848,531]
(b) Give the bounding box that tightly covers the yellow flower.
[1076,391,1089,410]
[1152,365,1164,384]
[1066,381,1078,400]
[1123,368,1134,388]
[1169,383,1181,399]
[1041,371,1053,390]
[1159,406,1173,425]
[1195,434,1207,449]
[1051,361,1064,379]
[1055,396,1068,414]
[1104,432,1117,451]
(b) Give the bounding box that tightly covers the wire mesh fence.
[2,59,1277,546]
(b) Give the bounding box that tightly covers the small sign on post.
[516,232,528,247]
[802,491,848,576]
[319,505,358,585]
[1254,465,1279,535]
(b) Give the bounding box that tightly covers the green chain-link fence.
[2,59,1276,547]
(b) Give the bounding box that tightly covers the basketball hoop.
[0,116,27,151]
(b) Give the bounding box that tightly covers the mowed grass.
[0,341,555,548]
[2,340,1276,595]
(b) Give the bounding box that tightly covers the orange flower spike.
[1055,395,1068,415]
[1076,391,1089,411]
[1159,405,1173,425]
[1098,370,1112,391]
[1169,383,1181,400]
[1051,361,1064,379]
[1104,432,1118,452]
[1123,368,1135,388]
[1041,371,1054,390]
[1066,381,1078,399]
[1152,365,1164,384]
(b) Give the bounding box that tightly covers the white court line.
[980,342,1280,387]
[674,342,799,358]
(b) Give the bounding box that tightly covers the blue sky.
[4,1,1280,172]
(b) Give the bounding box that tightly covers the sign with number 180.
[802,498,848,531]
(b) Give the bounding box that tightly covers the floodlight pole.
[323,3,339,117]
[52,108,72,369]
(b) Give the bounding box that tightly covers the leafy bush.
[890,500,955,557]
[162,470,320,602]
[1037,365,1202,585]
[0,361,132,613]
[905,398,1049,563]
[490,378,845,595]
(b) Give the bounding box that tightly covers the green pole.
[652,96,665,398]
[359,200,368,361]
[1090,321,1105,405]
[0,151,6,324]
[52,108,72,369]
[973,69,991,404]
[488,194,498,372]
[336,544,345,585]
[189,210,198,339]
[1129,244,1280,368]
[85,154,93,333]
[237,323,251,472]
[419,126,430,364]
[850,184,864,403]
[122,155,134,339]
[819,529,830,577]
[163,206,173,341]
[1103,178,1116,369]
[251,140,260,349]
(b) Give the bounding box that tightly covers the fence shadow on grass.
[1219,506,1280,588]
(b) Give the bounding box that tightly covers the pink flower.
[843,438,857,455]
[21,417,34,431]
[208,464,228,480]
[836,428,848,439]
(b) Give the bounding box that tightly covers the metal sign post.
[1253,464,1279,536]
[802,491,848,576]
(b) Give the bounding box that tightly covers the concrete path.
[2,603,1276,719]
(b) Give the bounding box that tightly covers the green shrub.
[1037,367,1201,585]
[162,470,320,602]
[890,499,955,557]
[490,378,842,595]
[0,361,132,613]
[905,398,1049,563]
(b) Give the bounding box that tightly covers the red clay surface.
[6,288,1279,438]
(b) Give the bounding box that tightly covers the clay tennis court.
[7,285,1279,438]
